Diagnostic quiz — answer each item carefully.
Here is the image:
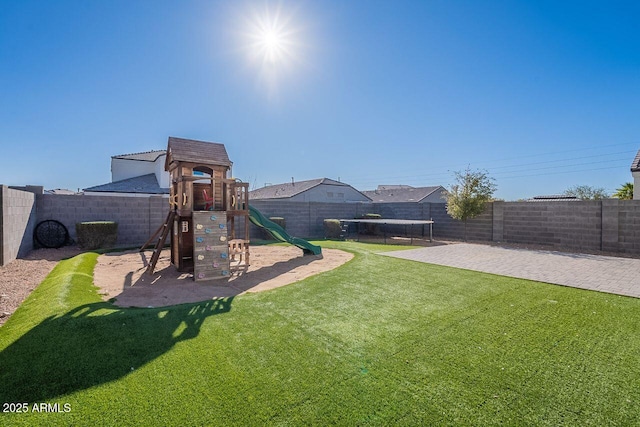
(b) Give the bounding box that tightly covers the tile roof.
[632,149,640,172]
[362,186,445,203]
[112,150,166,162]
[165,137,231,169]
[250,178,359,200]
[83,173,169,194]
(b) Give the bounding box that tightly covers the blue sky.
[1,0,638,200]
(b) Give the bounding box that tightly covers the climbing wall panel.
[193,211,230,281]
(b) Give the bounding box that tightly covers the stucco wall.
[110,155,169,189]
[288,184,371,203]
[421,189,447,203]
[154,154,170,188]
[111,158,156,182]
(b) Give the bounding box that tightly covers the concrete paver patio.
[383,243,640,298]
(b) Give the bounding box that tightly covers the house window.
[327,192,334,198]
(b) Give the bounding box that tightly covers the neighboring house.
[362,185,447,203]
[84,149,170,196]
[250,178,371,202]
[112,150,169,188]
[632,149,640,200]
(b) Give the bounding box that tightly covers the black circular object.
[34,220,69,249]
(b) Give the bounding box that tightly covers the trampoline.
[339,218,434,244]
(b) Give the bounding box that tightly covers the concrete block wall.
[601,200,620,253]
[503,201,602,251]
[372,202,423,220]
[368,202,493,241]
[247,200,309,239]
[614,200,640,253]
[309,202,363,237]
[426,203,494,241]
[212,199,640,255]
[363,203,420,237]
[246,200,363,239]
[36,194,168,247]
[244,201,495,241]
[0,186,37,266]
[4,193,640,261]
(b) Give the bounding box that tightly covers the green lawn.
[1,241,639,426]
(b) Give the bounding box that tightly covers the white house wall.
[111,158,156,182]
[111,155,170,189]
[154,154,170,188]
[289,184,370,202]
[421,187,447,203]
[634,171,640,200]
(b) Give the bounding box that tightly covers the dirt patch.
[94,246,353,307]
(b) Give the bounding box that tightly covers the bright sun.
[261,30,284,63]
[243,3,299,69]
[234,1,310,97]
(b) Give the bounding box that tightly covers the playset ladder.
[142,210,176,275]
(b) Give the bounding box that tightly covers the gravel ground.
[0,246,83,326]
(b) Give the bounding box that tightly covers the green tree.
[612,182,634,200]
[564,185,608,200]
[445,168,497,241]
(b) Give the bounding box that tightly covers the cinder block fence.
[0,186,37,266]
[1,185,639,266]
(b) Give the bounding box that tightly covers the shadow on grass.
[0,297,233,403]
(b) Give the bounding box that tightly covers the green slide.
[248,205,322,256]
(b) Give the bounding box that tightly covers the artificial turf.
[1,241,639,425]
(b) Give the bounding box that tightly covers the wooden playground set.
[142,137,250,281]
[141,137,321,282]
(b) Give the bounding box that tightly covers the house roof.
[44,188,78,195]
[250,178,369,200]
[631,149,640,172]
[112,150,166,162]
[83,173,169,194]
[165,137,231,170]
[362,186,445,203]
[375,185,414,190]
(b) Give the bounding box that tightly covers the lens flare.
[240,2,307,83]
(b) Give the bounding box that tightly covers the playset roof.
[165,137,231,170]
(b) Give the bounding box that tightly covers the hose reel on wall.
[33,220,69,249]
